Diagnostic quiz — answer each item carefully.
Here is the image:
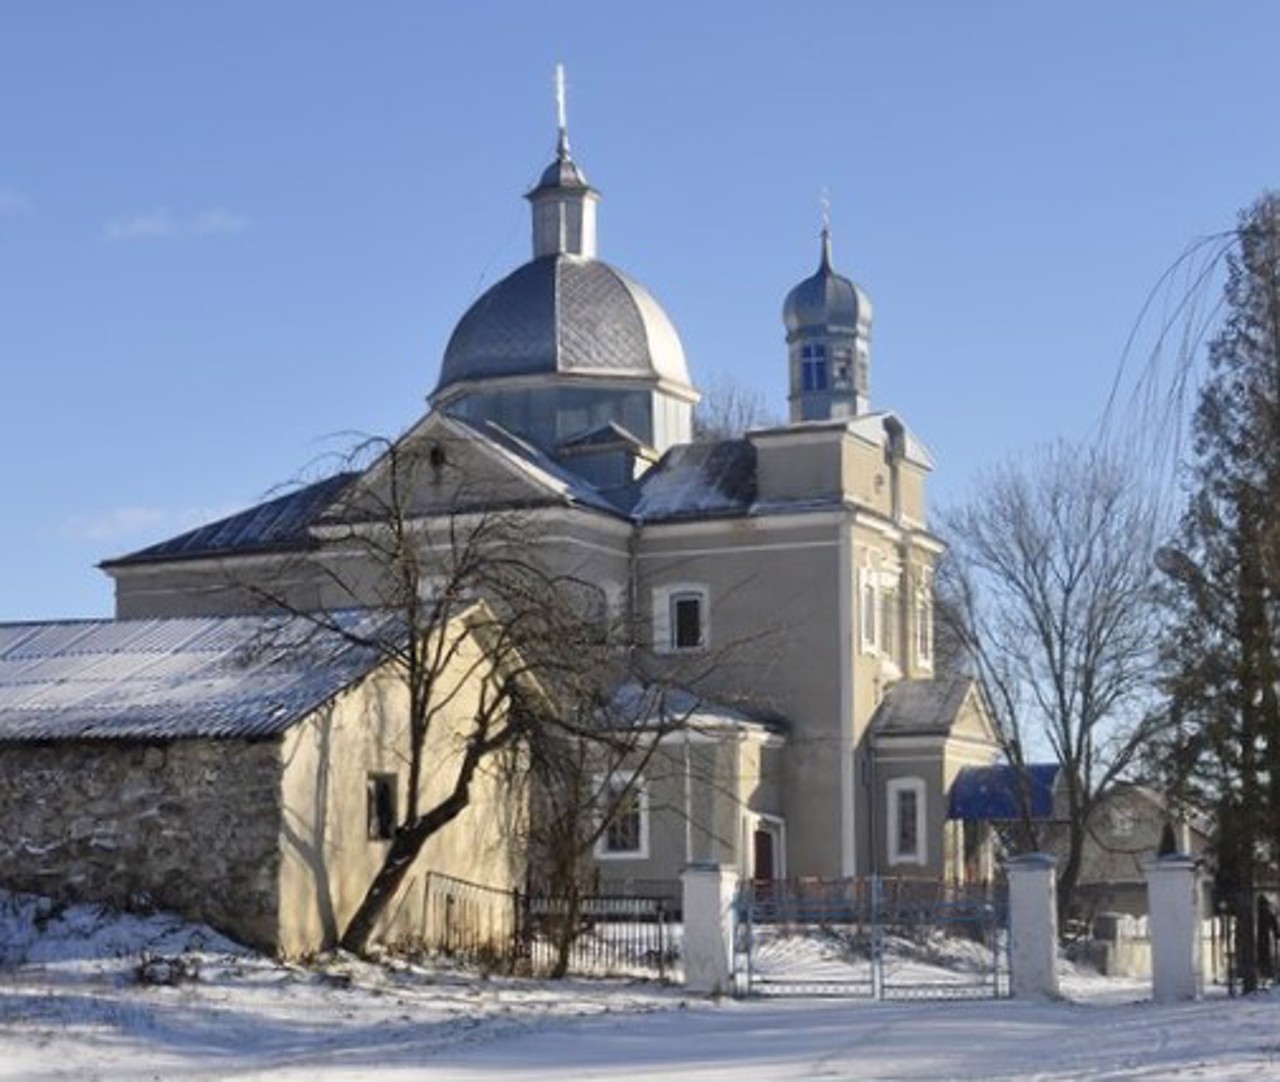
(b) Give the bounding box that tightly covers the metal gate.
[734,877,1008,1000]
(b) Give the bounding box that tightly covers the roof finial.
[819,186,833,269]
[555,63,570,159]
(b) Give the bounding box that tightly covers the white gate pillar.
[1145,853,1202,1002]
[681,863,738,995]
[1006,852,1059,998]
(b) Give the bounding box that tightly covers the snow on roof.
[607,681,786,736]
[105,472,359,568]
[444,415,628,515]
[871,676,976,737]
[0,611,388,743]
[629,440,757,521]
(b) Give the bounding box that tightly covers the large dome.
[436,254,692,392]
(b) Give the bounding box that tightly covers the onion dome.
[783,228,872,340]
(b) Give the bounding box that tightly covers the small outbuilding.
[0,608,527,956]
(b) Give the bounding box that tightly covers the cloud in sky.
[60,504,238,543]
[0,188,29,215]
[103,207,249,242]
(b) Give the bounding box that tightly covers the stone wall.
[0,738,284,950]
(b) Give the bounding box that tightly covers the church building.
[0,91,1000,951]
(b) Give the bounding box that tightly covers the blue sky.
[3,2,1278,620]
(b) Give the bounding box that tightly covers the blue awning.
[948,764,1060,821]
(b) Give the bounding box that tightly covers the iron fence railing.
[409,873,676,980]
[523,894,676,979]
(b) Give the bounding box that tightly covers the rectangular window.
[896,789,918,857]
[654,584,709,654]
[366,773,397,841]
[916,595,933,666]
[802,359,828,391]
[861,573,878,652]
[887,777,926,865]
[881,591,898,662]
[672,592,703,650]
[595,777,649,859]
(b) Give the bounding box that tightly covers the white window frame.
[887,776,927,866]
[652,583,710,654]
[859,566,878,654]
[915,592,933,669]
[594,775,650,861]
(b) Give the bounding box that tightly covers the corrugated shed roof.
[948,764,1061,821]
[105,472,359,567]
[871,676,976,736]
[0,611,388,743]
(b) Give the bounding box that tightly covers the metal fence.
[408,873,676,979]
[523,894,677,979]
[735,876,1008,1000]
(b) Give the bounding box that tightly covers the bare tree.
[938,442,1163,924]
[242,431,638,954]
[692,375,780,441]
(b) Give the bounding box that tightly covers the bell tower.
[782,223,873,422]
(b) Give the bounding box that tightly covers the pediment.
[319,410,610,524]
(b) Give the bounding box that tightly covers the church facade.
[99,115,999,892]
[0,102,1001,952]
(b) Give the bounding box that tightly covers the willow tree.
[1154,193,1280,992]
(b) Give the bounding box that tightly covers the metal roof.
[948,764,1061,821]
[437,255,691,390]
[782,230,872,337]
[606,681,787,736]
[105,472,358,568]
[0,611,387,743]
[629,439,758,521]
[871,676,976,737]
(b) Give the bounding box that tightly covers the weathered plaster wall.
[277,643,527,956]
[0,738,283,949]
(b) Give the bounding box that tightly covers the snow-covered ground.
[2,890,1278,1080]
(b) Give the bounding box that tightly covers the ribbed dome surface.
[437,255,691,390]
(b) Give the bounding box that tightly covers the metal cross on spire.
[819,187,834,269]
[554,63,570,158]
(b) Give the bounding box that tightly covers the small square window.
[367,773,397,841]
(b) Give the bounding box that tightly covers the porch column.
[1145,853,1202,1002]
[1006,852,1058,998]
[681,863,738,995]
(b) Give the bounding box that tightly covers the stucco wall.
[277,644,526,956]
[0,738,283,949]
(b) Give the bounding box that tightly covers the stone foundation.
[0,738,284,950]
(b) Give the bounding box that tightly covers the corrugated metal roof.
[0,611,388,743]
[948,764,1061,821]
[104,472,359,567]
